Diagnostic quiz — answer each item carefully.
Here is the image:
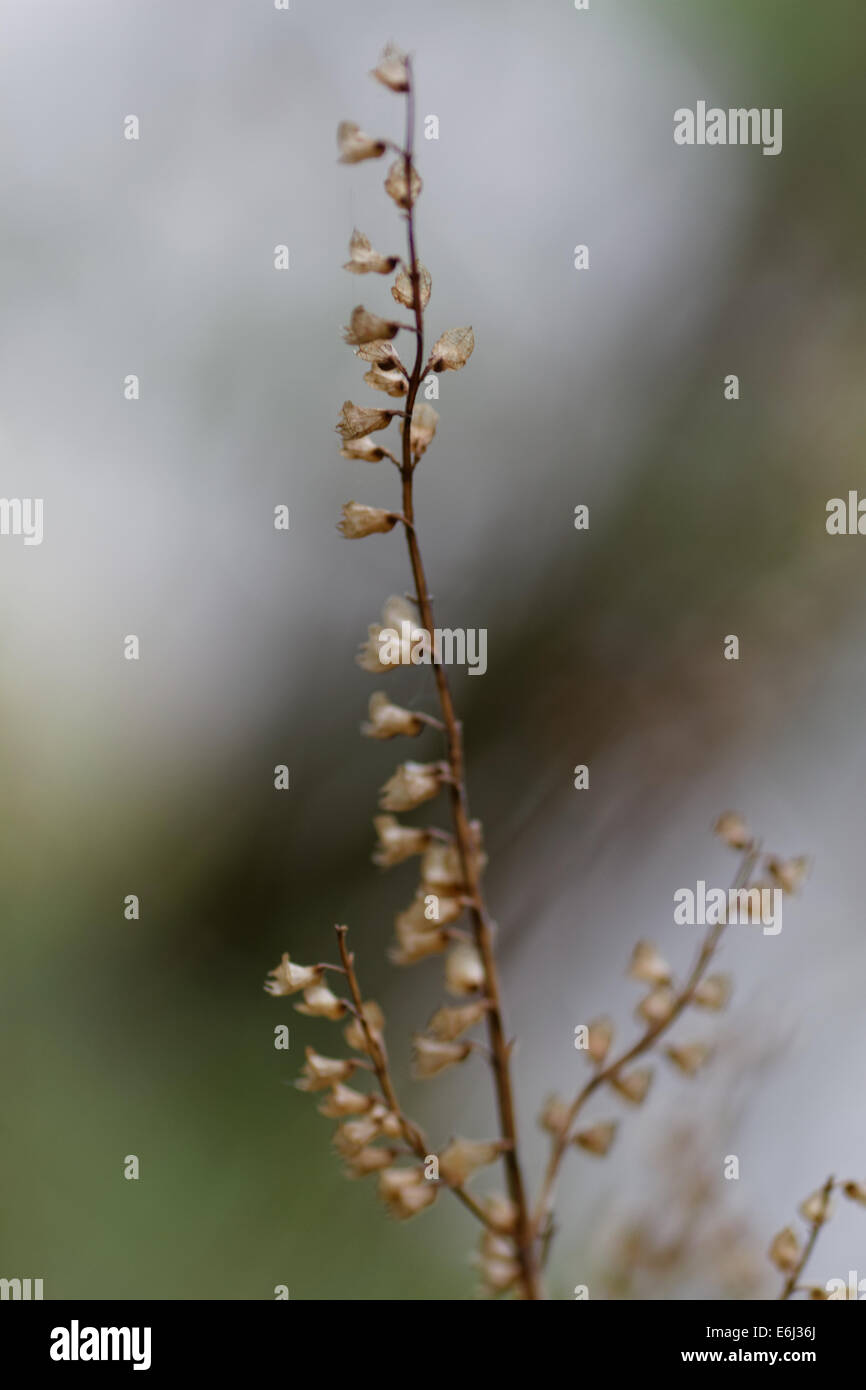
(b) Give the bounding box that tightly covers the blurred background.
[1,0,865,1300]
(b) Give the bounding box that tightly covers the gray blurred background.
[2,0,865,1299]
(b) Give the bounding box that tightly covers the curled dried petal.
[342,305,400,347]
[380,761,442,812]
[343,228,399,275]
[372,814,429,867]
[337,121,386,164]
[412,1034,471,1078]
[370,43,410,93]
[362,691,424,739]
[264,953,323,997]
[337,501,398,538]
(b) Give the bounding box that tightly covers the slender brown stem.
[334,925,493,1230]
[779,1176,835,1300]
[395,58,541,1300]
[532,843,762,1264]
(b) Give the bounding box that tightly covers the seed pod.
[574,1121,618,1157]
[412,1035,471,1078]
[343,228,399,275]
[264,953,324,997]
[392,263,431,310]
[336,401,395,442]
[428,326,475,373]
[384,158,422,209]
[379,761,442,812]
[337,121,386,163]
[629,941,672,986]
[337,501,398,538]
[370,43,410,93]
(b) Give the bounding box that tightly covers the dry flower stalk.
[263,43,854,1302]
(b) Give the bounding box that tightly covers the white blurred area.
[0,0,746,771]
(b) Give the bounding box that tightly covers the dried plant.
[770,1177,866,1299]
[263,44,858,1301]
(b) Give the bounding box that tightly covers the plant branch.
[532,842,762,1263]
[394,57,541,1301]
[778,1175,835,1300]
[334,924,493,1230]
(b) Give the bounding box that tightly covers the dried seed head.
[389,920,449,965]
[356,339,405,370]
[587,1016,615,1065]
[337,120,387,164]
[362,691,424,740]
[799,1188,833,1225]
[336,401,395,442]
[713,810,752,850]
[357,594,425,672]
[665,1042,712,1077]
[363,364,408,397]
[693,973,732,1011]
[574,1121,618,1157]
[343,228,399,275]
[294,983,348,1021]
[339,435,395,463]
[629,940,673,986]
[392,263,431,310]
[428,325,475,373]
[397,888,463,933]
[368,1105,403,1140]
[426,999,488,1041]
[379,760,442,811]
[412,1034,471,1078]
[438,1137,508,1187]
[486,1194,519,1235]
[343,1145,394,1178]
[538,1093,571,1138]
[316,1083,372,1118]
[297,1047,358,1092]
[419,841,463,891]
[264,952,324,997]
[370,43,410,93]
[405,402,438,458]
[372,814,429,867]
[636,986,676,1026]
[378,1166,438,1219]
[333,1116,384,1157]
[445,941,485,996]
[342,305,400,346]
[337,501,398,538]
[765,854,809,895]
[807,1285,832,1300]
[842,1180,866,1205]
[384,158,422,209]
[343,1000,385,1055]
[612,1067,653,1105]
[768,1226,801,1273]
